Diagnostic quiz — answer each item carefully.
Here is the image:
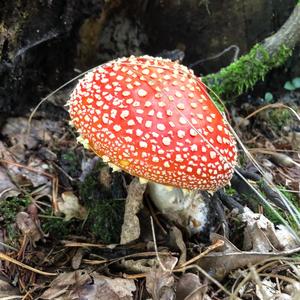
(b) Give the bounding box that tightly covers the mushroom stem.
[147,182,209,234]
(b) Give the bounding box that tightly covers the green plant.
[225,186,237,196]
[263,188,300,230]
[60,150,82,178]
[0,196,31,225]
[79,160,125,243]
[41,207,86,240]
[41,216,73,239]
[264,92,273,103]
[284,77,300,91]
[268,108,293,130]
[0,196,31,245]
[88,199,125,243]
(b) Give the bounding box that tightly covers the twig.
[150,216,167,272]
[176,239,224,269]
[189,45,240,68]
[0,241,18,252]
[244,103,300,121]
[250,266,269,300]
[0,296,23,300]
[0,252,56,276]
[62,240,116,249]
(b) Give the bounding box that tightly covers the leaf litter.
[0,77,299,299]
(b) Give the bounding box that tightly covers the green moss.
[225,186,237,196]
[203,44,293,99]
[88,199,125,243]
[41,214,73,240]
[79,160,125,244]
[267,108,294,131]
[60,150,82,178]
[79,160,107,202]
[0,196,31,245]
[0,196,31,225]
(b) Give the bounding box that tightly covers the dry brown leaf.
[40,271,136,300]
[120,178,147,244]
[197,233,300,280]
[119,258,157,274]
[20,156,50,187]
[2,117,63,149]
[0,275,21,298]
[40,270,92,299]
[241,208,298,251]
[0,166,20,199]
[90,273,136,300]
[0,142,51,191]
[176,273,208,300]
[57,191,87,221]
[16,211,45,246]
[146,256,177,300]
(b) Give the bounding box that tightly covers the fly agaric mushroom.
[68,55,238,233]
[68,55,237,191]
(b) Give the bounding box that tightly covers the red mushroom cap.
[68,55,237,190]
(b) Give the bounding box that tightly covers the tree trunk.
[203,3,300,99]
[0,0,299,116]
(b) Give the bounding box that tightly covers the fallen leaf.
[16,211,45,246]
[0,166,20,199]
[275,224,299,250]
[57,191,87,220]
[40,271,136,300]
[285,282,300,299]
[241,207,297,251]
[197,233,300,280]
[0,141,51,190]
[20,156,50,187]
[90,273,136,300]
[119,258,157,274]
[2,117,63,149]
[256,278,276,300]
[146,256,177,300]
[120,178,147,244]
[176,273,208,300]
[0,275,21,298]
[40,270,91,299]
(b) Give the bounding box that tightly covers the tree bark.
[0,0,299,116]
[203,3,300,99]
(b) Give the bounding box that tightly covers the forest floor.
[0,82,300,299]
